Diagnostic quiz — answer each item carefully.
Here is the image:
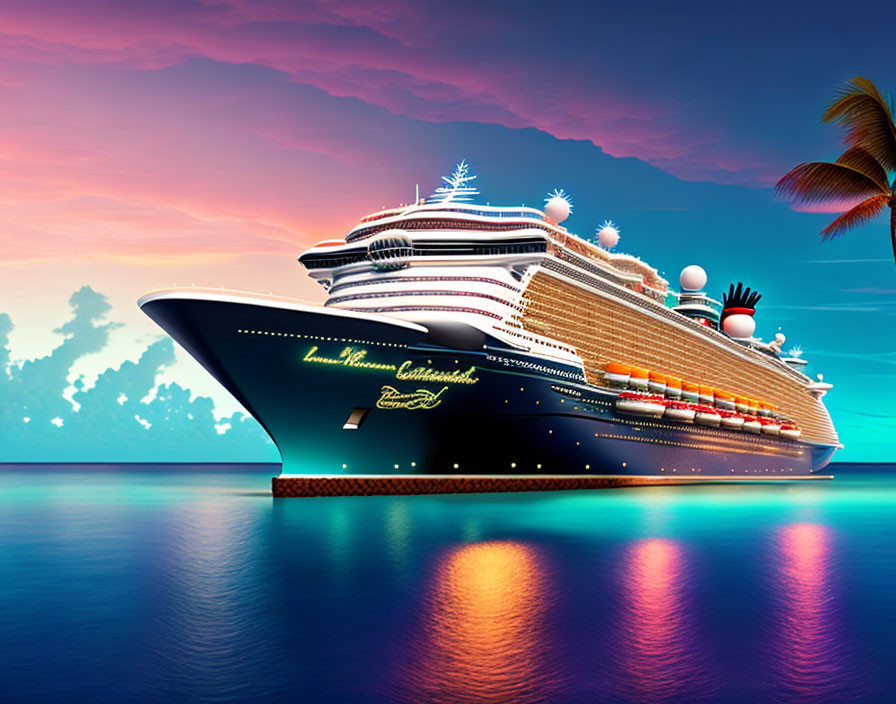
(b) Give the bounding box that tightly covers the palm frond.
[775,161,887,204]
[822,77,896,172]
[819,194,889,240]
[836,146,890,192]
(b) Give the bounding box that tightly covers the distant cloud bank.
[0,287,277,462]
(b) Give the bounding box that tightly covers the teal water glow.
[1,465,894,703]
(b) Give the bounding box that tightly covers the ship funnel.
[721,282,761,339]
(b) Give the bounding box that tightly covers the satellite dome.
[680,265,707,291]
[775,332,786,345]
[544,189,572,224]
[597,220,620,249]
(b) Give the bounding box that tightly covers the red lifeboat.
[615,392,666,418]
[758,417,782,435]
[663,399,695,423]
[693,404,721,427]
[718,408,745,430]
[780,422,801,440]
[742,415,762,434]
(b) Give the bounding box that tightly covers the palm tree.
[776,77,896,265]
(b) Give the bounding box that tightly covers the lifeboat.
[694,404,722,427]
[780,422,801,440]
[718,409,745,430]
[746,398,759,416]
[665,376,683,401]
[757,402,772,418]
[629,366,649,392]
[715,390,736,411]
[742,415,762,434]
[735,395,749,413]
[604,362,631,389]
[759,417,781,435]
[698,385,715,405]
[682,381,700,403]
[663,400,695,423]
[616,392,666,418]
[648,370,667,395]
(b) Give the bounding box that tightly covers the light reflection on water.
[766,522,847,700]
[0,468,895,703]
[401,541,559,703]
[614,538,708,701]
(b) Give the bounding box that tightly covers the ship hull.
[139,292,836,479]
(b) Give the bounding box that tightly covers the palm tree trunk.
[892,204,896,266]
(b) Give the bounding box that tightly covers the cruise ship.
[139,162,840,493]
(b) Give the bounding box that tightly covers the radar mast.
[429,160,479,204]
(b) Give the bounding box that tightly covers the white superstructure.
[299,164,669,370]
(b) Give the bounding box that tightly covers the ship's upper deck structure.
[297,163,839,447]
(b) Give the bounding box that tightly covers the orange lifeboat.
[681,381,699,403]
[698,385,715,405]
[629,366,649,392]
[665,376,683,400]
[715,390,736,411]
[734,395,750,413]
[648,370,667,395]
[604,362,631,389]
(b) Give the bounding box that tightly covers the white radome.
[723,313,756,339]
[598,223,620,249]
[679,264,707,291]
[544,194,571,224]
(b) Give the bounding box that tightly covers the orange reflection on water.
[772,522,840,696]
[405,540,554,703]
[617,538,701,699]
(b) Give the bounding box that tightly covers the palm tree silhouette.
[776,77,896,265]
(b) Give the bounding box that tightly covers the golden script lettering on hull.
[303,346,479,385]
[376,386,448,410]
[395,361,478,385]
[303,346,397,371]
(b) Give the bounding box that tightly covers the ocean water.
[0,465,894,704]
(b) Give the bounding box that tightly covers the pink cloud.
[0,54,453,264]
[0,0,828,267]
[0,0,741,182]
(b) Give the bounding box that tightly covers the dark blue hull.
[139,293,836,478]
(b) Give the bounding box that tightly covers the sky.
[1,0,894,461]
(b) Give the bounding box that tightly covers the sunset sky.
[2,0,894,461]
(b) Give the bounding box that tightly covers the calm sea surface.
[1,465,894,703]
